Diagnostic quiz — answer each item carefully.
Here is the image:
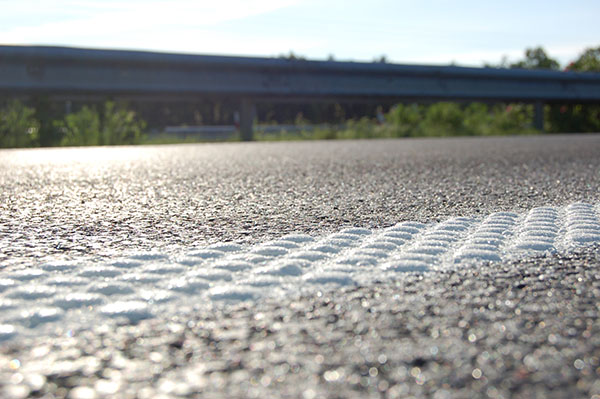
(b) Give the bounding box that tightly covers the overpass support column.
[240,99,256,141]
[534,101,544,132]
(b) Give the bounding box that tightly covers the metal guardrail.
[1,45,600,139]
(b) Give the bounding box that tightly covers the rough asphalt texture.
[1,134,600,398]
[2,134,600,262]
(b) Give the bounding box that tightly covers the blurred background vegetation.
[1,45,599,148]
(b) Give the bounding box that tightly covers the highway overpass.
[1,45,600,139]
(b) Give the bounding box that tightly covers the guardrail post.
[534,101,544,132]
[240,99,256,141]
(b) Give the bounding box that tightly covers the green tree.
[0,100,40,148]
[548,46,600,133]
[567,46,600,72]
[510,47,560,70]
[279,51,306,61]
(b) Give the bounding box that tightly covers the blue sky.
[1,0,598,67]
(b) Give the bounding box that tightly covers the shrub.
[55,101,146,146]
[385,104,423,137]
[420,102,464,136]
[56,105,100,146]
[0,101,40,148]
[101,101,146,145]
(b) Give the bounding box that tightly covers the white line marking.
[0,201,599,340]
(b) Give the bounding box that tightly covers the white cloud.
[1,0,597,66]
[0,0,302,45]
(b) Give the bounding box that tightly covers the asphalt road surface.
[1,134,600,398]
[2,134,599,262]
